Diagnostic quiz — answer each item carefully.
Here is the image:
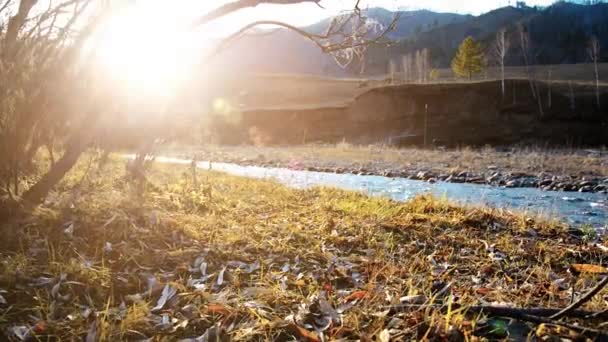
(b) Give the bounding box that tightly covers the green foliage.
[429,68,440,81]
[451,36,486,79]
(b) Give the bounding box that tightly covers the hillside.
[213,8,470,76]
[214,3,608,77]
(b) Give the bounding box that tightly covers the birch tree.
[421,48,430,83]
[493,27,510,99]
[401,54,411,83]
[388,59,396,84]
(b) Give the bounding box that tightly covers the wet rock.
[446,175,465,183]
[520,178,538,187]
[486,172,501,183]
[416,171,429,180]
[383,170,396,178]
[578,181,595,188]
[557,183,575,192]
[469,177,485,184]
[579,186,593,193]
[427,178,437,184]
[594,185,607,192]
[505,180,519,188]
[457,171,468,178]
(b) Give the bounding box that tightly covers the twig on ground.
[550,276,608,320]
[388,304,608,338]
[387,304,606,320]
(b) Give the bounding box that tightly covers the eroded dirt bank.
[207,80,608,146]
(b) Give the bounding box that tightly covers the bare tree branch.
[192,0,322,28]
[206,9,399,69]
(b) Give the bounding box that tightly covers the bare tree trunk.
[501,64,505,99]
[588,36,601,109]
[518,23,536,99]
[535,81,544,118]
[21,135,87,204]
[493,28,509,100]
[594,60,600,109]
[569,81,576,112]
[547,68,552,108]
[21,107,100,205]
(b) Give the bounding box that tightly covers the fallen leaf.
[32,321,48,334]
[152,284,177,312]
[399,295,427,304]
[85,322,97,342]
[476,287,491,295]
[344,290,368,302]
[8,326,31,341]
[378,329,390,342]
[217,266,227,286]
[63,222,74,236]
[206,303,231,316]
[286,324,320,342]
[570,263,608,275]
[179,324,228,342]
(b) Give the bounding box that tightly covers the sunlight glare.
[95,4,202,99]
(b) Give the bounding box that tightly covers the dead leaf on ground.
[344,290,368,302]
[570,264,608,275]
[206,303,232,316]
[286,324,320,342]
[151,284,177,312]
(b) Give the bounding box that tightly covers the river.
[149,156,608,230]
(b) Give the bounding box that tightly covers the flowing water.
[148,156,608,229]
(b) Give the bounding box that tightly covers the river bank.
[164,145,608,194]
[1,156,606,340]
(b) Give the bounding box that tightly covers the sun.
[94,4,202,98]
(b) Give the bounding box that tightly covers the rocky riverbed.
[171,147,608,194]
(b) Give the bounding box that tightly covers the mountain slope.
[213,3,608,77]
[214,8,470,76]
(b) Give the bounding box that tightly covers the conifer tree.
[451,36,485,79]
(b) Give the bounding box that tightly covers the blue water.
[150,156,608,229]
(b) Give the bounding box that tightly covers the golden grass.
[0,155,605,340]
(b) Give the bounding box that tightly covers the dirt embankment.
[208,80,608,146]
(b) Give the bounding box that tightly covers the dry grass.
[0,155,606,341]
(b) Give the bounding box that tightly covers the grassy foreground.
[0,156,606,341]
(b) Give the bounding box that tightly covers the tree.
[2,0,400,211]
[587,35,601,108]
[388,59,397,84]
[0,0,105,205]
[401,53,412,82]
[451,36,485,79]
[517,22,537,99]
[493,28,511,99]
